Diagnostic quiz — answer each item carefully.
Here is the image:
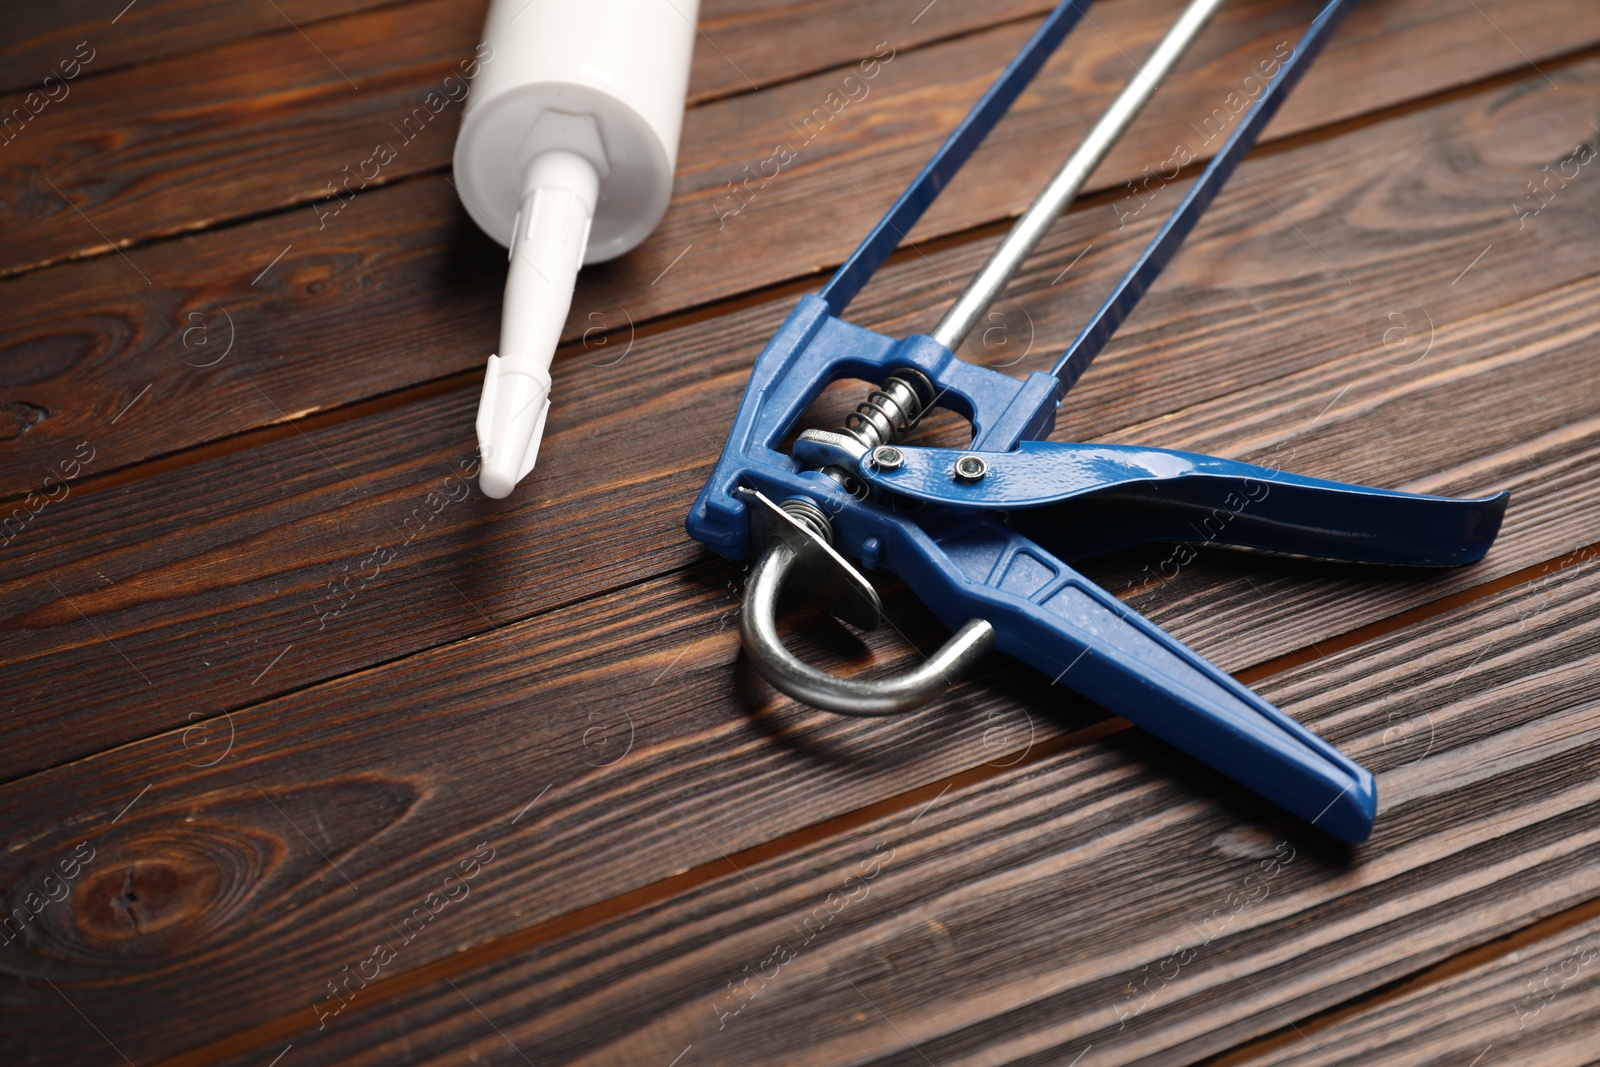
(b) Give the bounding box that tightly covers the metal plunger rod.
[931,0,1228,352]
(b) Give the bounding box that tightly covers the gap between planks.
[18,0,1074,117]
[10,238,1599,783]
[7,3,1597,1062]
[0,0,1048,282]
[0,204,1021,510]
[1200,893,1600,1066]
[12,56,1600,783]
[16,23,1600,289]
[8,30,1600,512]
[0,0,427,95]
[143,536,1600,1067]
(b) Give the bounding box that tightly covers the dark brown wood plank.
[195,546,1600,1067]
[1225,910,1600,1065]
[5,0,1592,282]
[0,0,1067,279]
[0,0,1052,110]
[0,558,1062,1065]
[0,268,1596,1062]
[2,0,1596,486]
[4,40,1599,1062]
[3,58,1597,777]
[0,0,415,97]
[691,0,1059,102]
[0,0,483,279]
[3,3,1593,1065]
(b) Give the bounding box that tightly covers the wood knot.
[1478,81,1600,167]
[76,855,221,946]
[1,400,47,440]
[1,777,421,966]
[52,819,286,960]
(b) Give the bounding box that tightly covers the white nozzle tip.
[478,464,518,500]
[475,354,552,501]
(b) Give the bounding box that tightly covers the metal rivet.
[953,454,988,482]
[871,445,905,471]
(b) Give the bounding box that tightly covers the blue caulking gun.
[686,0,1508,843]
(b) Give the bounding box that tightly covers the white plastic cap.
[452,0,697,264]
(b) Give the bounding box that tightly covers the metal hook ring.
[740,538,996,716]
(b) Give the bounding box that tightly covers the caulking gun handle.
[890,515,1377,841]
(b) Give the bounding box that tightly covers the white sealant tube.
[454,0,700,499]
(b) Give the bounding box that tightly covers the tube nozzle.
[475,149,599,499]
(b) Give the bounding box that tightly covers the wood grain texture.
[3,3,1598,1065]
[0,0,415,96]
[3,0,1598,485]
[3,61,1597,776]
[0,558,1067,1064]
[184,535,1600,1066]
[1225,910,1600,1066]
[692,0,1060,104]
[0,269,1597,1062]
[0,0,1055,109]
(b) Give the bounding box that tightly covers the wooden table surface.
[4,0,1600,1063]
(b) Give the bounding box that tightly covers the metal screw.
[953,454,988,482]
[871,445,905,471]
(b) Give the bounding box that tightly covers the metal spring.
[779,498,834,543]
[841,370,935,451]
